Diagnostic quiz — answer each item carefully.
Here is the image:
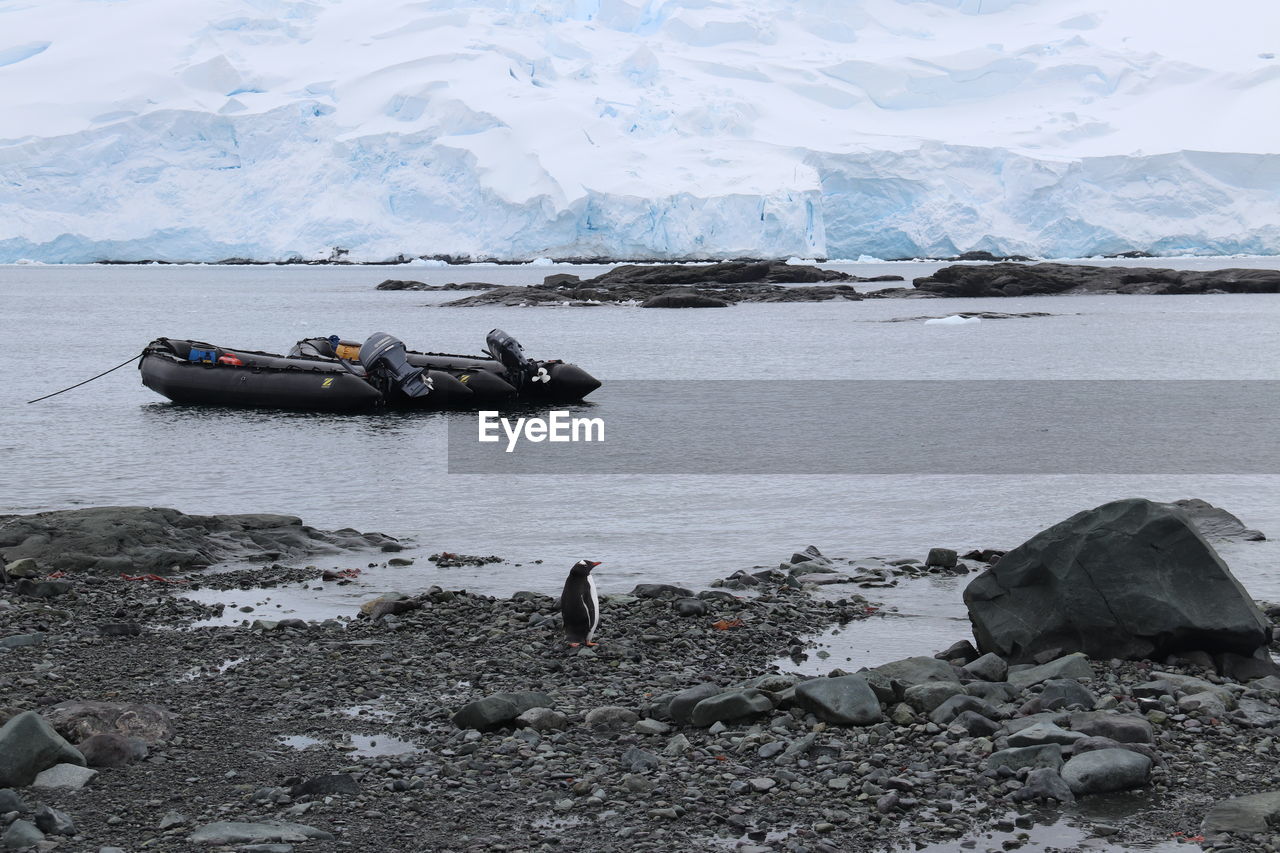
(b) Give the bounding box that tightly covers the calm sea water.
[3,260,1279,662]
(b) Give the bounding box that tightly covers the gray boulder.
[451,696,519,731]
[32,763,97,789]
[903,682,966,713]
[794,676,882,726]
[1061,748,1151,795]
[870,656,959,700]
[1007,653,1093,690]
[585,706,641,730]
[1012,767,1074,804]
[1040,678,1096,711]
[0,711,85,788]
[988,744,1063,773]
[925,548,957,568]
[950,710,1001,737]
[1,820,43,849]
[1006,722,1084,748]
[516,707,568,732]
[1202,790,1280,836]
[928,694,997,726]
[666,683,723,724]
[1067,711,1153,744]
[33,805,76,836]
[962,652,1008,682]
[1167,499,1265,541]
[689,689,772,727]
[964,498,1272,663]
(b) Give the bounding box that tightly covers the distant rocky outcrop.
[375,280,499,291]
[434,261,903,307]
[913,263,1280,297]
[964,498,1274,667]
[0,506,401,574]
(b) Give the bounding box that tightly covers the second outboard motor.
[360,332,433,399]
[485,328,535,389]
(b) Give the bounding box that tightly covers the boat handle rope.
[26,353,144,404]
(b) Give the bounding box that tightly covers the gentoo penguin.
[561,560,601,646]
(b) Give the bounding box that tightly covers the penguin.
[561,559,601,646]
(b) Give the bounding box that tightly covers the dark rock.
[289,774,360,797]
[1012,767,1075,804]
[870,656,961,698]
[934,639,980,664]
[1007,654,1093,690]
[1,820,43,849]
[0,712,85,788]
[925,548,957,568]
[451,697,519,731]
[929,694,997,725]
[77,733,148,767]
[376,279,499,291]
[1167,499,1265,541]
[1216,649,1280,681]
[0,506,398,574]
[1071,736,1161,766]
[965,498,1271,664]
[914,262,1280,298]
[1067,711,1154,744]
[672,598,707,617]
[1061,748,1151,795]
[13,579,71,598]
[988,745,1063,773]
[667,684,724,724]
[640,290,730,308]
[0,789,25,812]
[689,689,773,726]
[961,652,1008,682]
[33,805,75,836]
[620,747,661,773]
[1040,678,1096,711]
[631,584,694,600]
[950,710,1002,737]
[794,675,883,725]
[0,633,45,649]
[44,701,175,744]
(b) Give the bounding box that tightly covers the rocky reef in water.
[912,263,1280,297]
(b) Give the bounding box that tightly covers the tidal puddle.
[344,734,420,757]
[280,734,324,749]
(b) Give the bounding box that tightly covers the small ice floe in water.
[529,257,555,266]
[924,314,981,325]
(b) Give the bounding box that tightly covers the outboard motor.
[360,332,433,399]
[485,328,535,389]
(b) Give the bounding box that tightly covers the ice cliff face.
[1,0,1278,262]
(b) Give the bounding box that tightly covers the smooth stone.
[689,689,773,727]
[32,763,97,789]
[2,820,43,849]
[666,683,723,725]
[925,548,958,568]
[33,805,76,836]
[1202,790,1280,836]
[903,682,966,713]
[929,694,997,725]
[1040,678,1097,710]
[1067,711,1154,744]
[451,697,519,731]
[0,634,45,650]
[516,707,568,732]
[0,712,85,787]
[1006,722,1085,748]
[962,652,1008,682]
[585,706,641,730]
[78,733,148,767]
[1014,767,1075,804]
[1007,654,1094,690]
[1061,748,1151,795]
[988,744,1064,773]
[794,675,883,726]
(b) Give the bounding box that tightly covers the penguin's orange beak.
[587,560,601,568]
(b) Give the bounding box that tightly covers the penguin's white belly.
[586,575,600,642]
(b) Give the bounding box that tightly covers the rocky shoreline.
[1,504,1279,853]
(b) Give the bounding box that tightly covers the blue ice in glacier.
[0,0,1278,262]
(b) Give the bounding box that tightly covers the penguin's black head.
[570,559,601,577]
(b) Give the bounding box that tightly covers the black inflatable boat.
[139,333,471,411]
[290,329,601,404]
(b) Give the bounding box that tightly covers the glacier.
[1,0,1278,263]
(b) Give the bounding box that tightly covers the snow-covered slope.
[2,0,1278,262]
